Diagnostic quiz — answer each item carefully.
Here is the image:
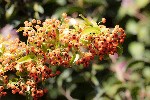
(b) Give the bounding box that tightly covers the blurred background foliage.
[0,0,150,100]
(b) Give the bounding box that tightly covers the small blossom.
[0,13,125,98]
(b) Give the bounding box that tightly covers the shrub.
[0,13,125,99]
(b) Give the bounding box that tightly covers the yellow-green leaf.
[81,27,100,35]
[17,55,32,63]
[0,44,5,54]
[17,27,33,32]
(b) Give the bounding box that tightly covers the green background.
[0,0,150,99]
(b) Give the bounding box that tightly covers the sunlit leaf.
[126,20,138,35]
[117,5,137,19]
[83,72,91,80]
[34,3,44,14]
[42,43,48,52]
[60,69,71,79]
[5,4,15,19]
[98,97,110,100]
[34,11,40,19]
[128,42,145,59]
[129,62,144,71]
[135,0,149,8]
[84,0,107,5]
[79,14,99,27]
[130,73,140,81]
[17,27,33,32]
[92,64,104,71]
[146,86,150,94]
[104,84,122,97]
[81,27,100,35]
[56,0,66,6]
[51,7,68,18]
[138,26,150,46]
[17,55,32,63]
[117,7,127,20]
[79,14,93,26]
[91,76,99,86]
[70,53,76,64]
[143,67,150,79]
[114,94,122,100]
[144,49,150,60]
[0,44,5,54]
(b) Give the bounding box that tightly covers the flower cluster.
[0,13,125,99]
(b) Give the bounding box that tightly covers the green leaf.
[129,62,144,71]
[0,80,3,85]
[17,55,32,64]
[70,53,76,64]
[16,71,27,77]
[128,42,145,59]
[84,0,107,5]
[0,44,5,54]
[91,76,99,86]
[117,6,137,19]
[11,78,18,82]
[16,27,24,32]
[117,7,128,20]
[17,27,33,32]
[5,4,15,19]
[98,97,110,100]
[81,27,100,35]
[130,73,140,81]
[92,64,104,71]
[79,14,98,27]
[114,94,122,100]
[52,7,68,18]
[146,86,150,94]
[117,44,123,56]
[104,84,122,97]
[56,0,66,6]
[103,54,110,60]
[42,43,47,52]
[79,14,92,26]
[135,0,149,8]
[55,29,60,48]
[126,20,138,35]
[144,49,150,60]
[83,72,91,80]
[143,67,150,79]
[34,3,44,14]
[138,26,150,46]
[34,11,40,19]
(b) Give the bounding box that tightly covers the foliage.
[0,13,125,99]
[0,0,150,100]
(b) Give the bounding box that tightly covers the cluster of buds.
[0,13,125,99]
